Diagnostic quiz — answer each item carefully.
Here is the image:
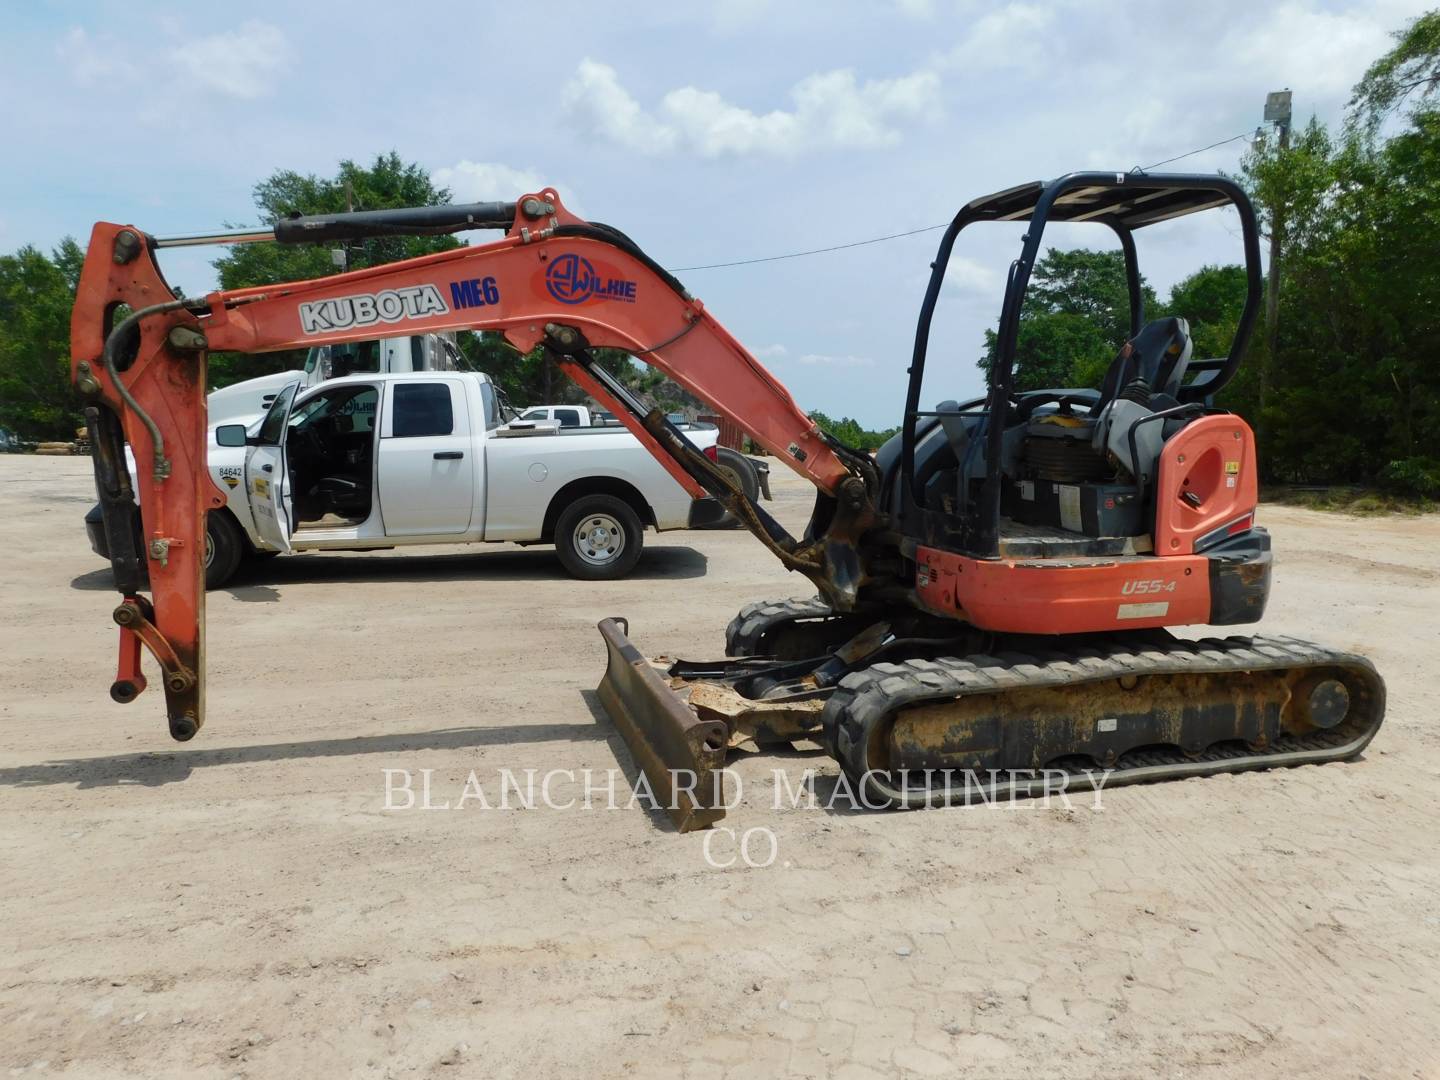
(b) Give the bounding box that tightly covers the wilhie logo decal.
[544,253,638,305]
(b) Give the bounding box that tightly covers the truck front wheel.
[555,495,644,580]
[205,511,245,590]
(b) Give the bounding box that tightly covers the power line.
[658,129,1259,274]
[1137,131,1255,171]
[668,222,947,272]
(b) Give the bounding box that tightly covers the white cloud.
[1221,4,1394,100]
[167,21,291,99]
[431,162,584,216]
[433,162,543,202]
[563,60,679,155]
[55,27,137,87]
[58,21,291,99]
[797,353,874,367]
[943,255,1001,296]
[1079,0,1408,171]
[893,0,936,17]
[707,0,775,31]
[940,4,1054,71]
[750,343,788,359]
[563,59,941,157]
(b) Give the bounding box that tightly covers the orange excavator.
[71,175,1385,831]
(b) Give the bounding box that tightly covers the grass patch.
[1261,485,1437,516]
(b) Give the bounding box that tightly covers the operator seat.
[934,400,974,464]
[1089,317,1194,483]
[1095,317,1193,410]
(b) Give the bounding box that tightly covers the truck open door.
[243,382,297,554]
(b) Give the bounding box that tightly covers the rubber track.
[724,596,834,657]
[821,633,1386,809]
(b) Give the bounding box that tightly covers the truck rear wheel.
[555,495,644,580]
[715,446,760,503]
[710,447,760,530]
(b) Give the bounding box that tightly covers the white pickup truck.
[86,370,723,587]
[513,404,596,428]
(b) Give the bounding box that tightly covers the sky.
[0,0,1429,427]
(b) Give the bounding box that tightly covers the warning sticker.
[1058,484,1082,532]
[1225,460,1241,474]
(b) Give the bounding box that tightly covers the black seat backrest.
[934,400,972,463]
[1095,317,1192,411]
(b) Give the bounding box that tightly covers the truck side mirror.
[215,424,249,447]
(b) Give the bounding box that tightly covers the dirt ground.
[2,453,1438,1079]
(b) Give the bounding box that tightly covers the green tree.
[808,410,899,450]
[1157,262,1259,425]
[0,239,85,440]
[209,152,460,387]
[206,152,677,417]
[1235,87,1440,486]
[457,332,680,417]
[1161,265,1249,358]
[980,248,1158,392]
[1348,9,1440,134]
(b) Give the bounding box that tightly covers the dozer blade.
[596,617,729,832]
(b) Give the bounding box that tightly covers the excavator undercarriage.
[599,602,1386,828]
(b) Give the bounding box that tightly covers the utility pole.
[330,180,356,272]
[1260,89,1292,413]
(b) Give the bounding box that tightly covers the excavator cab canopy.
[899,171,1264,558]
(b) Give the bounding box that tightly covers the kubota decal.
[299,284,449,334]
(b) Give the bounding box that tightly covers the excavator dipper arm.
[70,190,882,740]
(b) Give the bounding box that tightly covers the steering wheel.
[295,421,327,459]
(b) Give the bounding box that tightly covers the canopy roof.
[963,174,1237,229]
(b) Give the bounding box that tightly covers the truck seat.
[312,475,370,518]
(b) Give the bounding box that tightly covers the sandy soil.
[2,453,1438,1079]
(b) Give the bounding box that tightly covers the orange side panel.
[1154,416,1258,556]
[915,547,1211,634]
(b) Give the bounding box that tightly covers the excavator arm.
[70,189,884,740]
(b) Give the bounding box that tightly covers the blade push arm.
[70,189,884,739]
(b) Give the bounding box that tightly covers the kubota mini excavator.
[71,174,1385,831]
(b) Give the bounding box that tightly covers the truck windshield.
[303,342,383,378]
